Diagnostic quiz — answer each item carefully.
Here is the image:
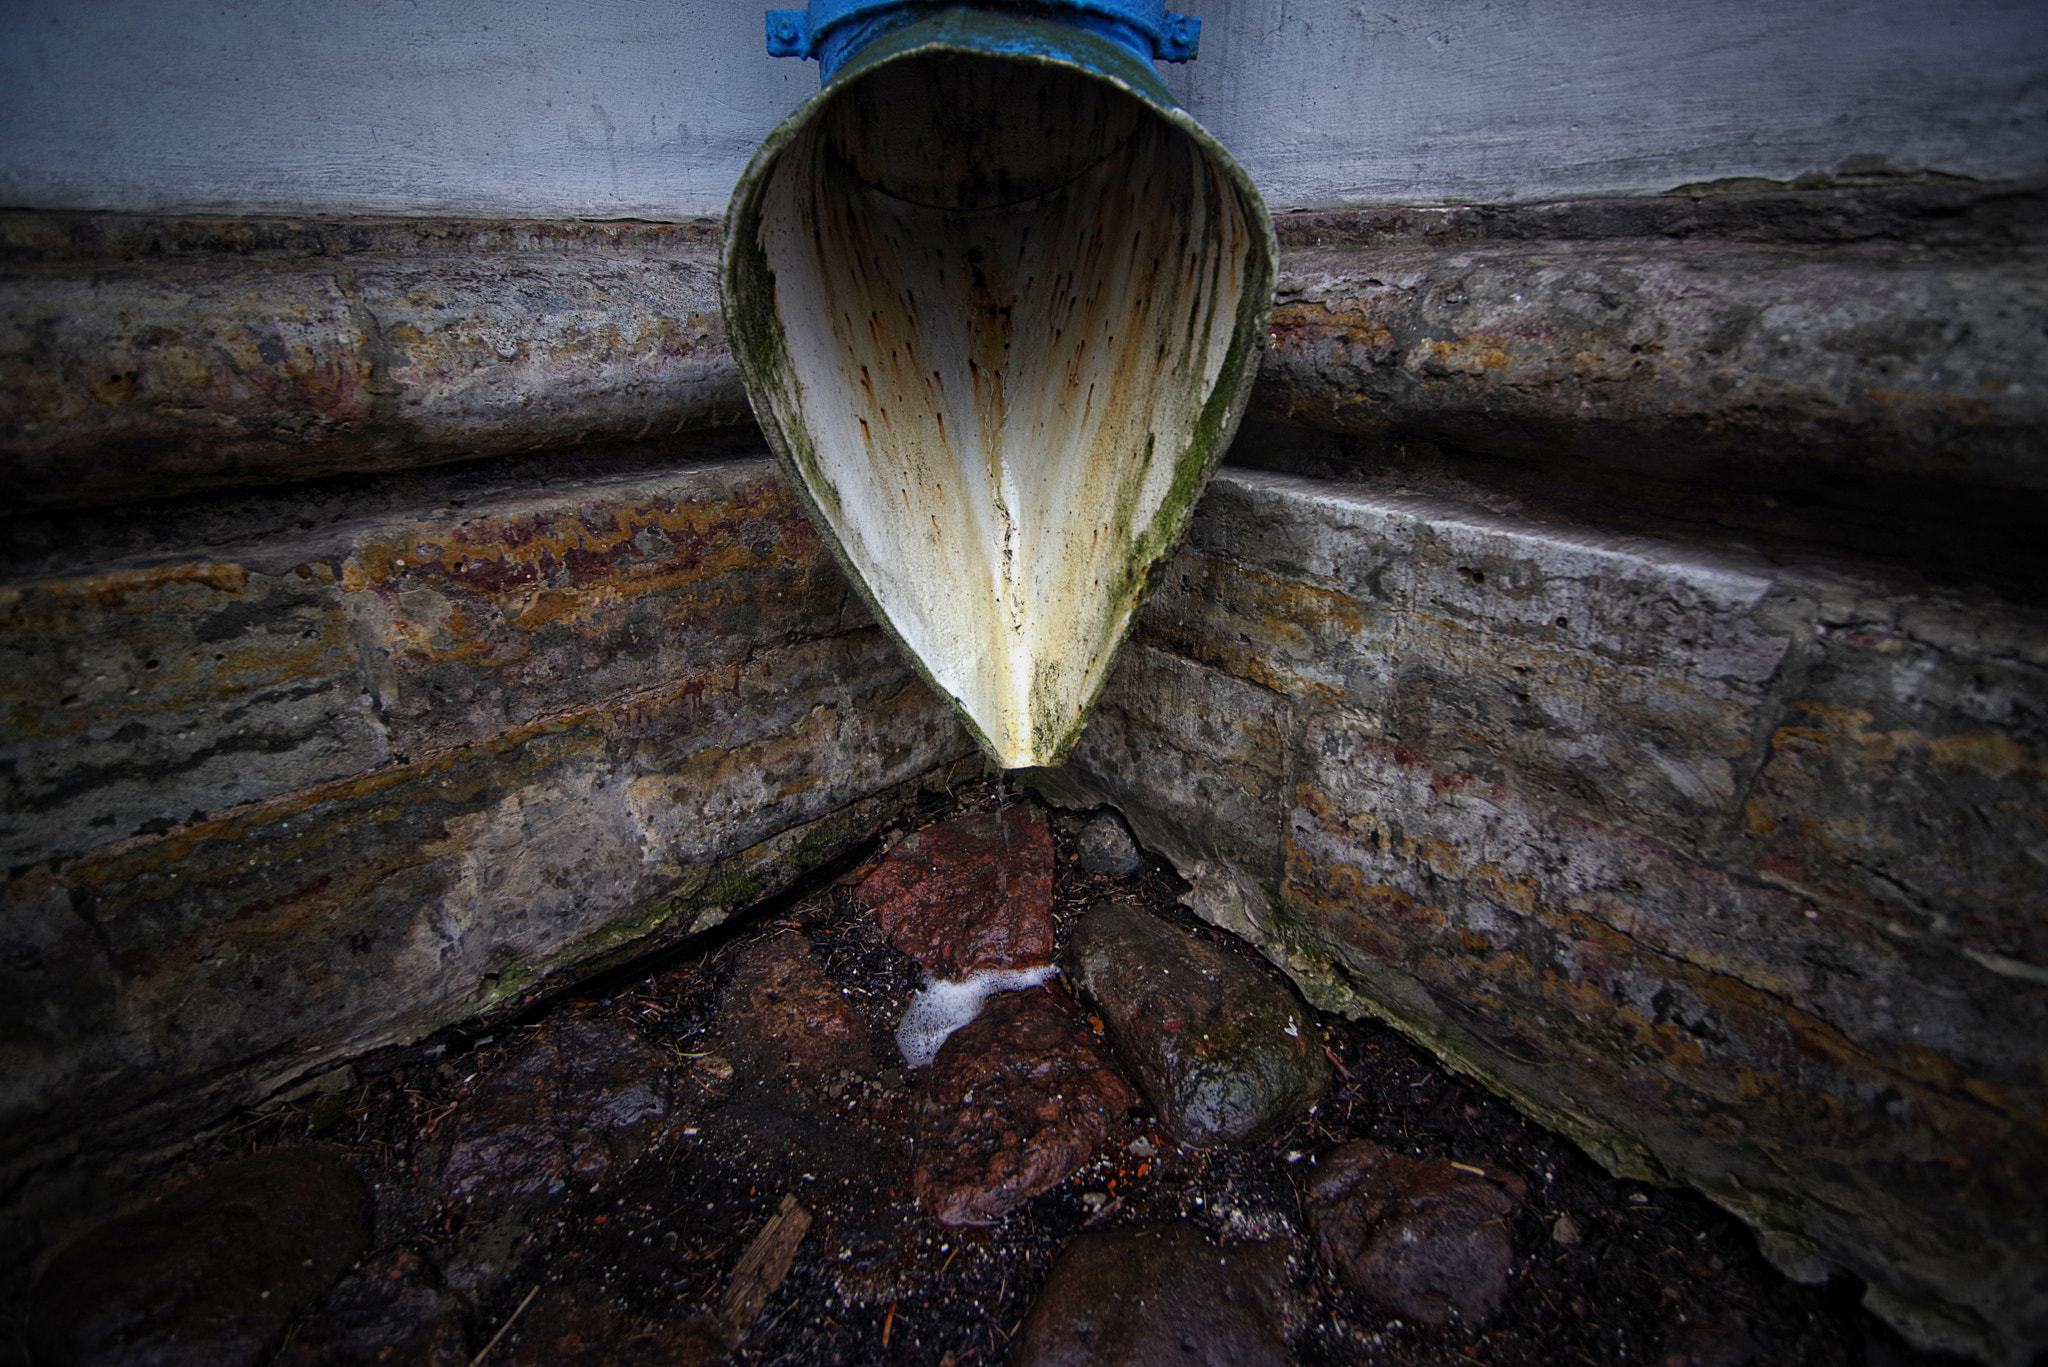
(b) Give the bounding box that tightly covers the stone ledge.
[1,455,869,867]
[1257,230,2048,494]
[5,181,2042,509]
[1,216,744,507]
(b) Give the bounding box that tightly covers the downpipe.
[723,0,1275,769]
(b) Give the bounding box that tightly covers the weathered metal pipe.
[726,2,1274,768]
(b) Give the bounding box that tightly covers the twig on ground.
[719,1192,813,1334]
[467,1284,539,1367]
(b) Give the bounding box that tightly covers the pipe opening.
[749,51,1260,767]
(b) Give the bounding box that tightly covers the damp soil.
[178,777,1955,1367]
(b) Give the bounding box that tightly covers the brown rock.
[1304,1140,1526,1328]
[716,929,874,1090]
[1012,1222,1295,1367]
[438,1015,677,1207]
[857,804,1055,976]
[912,987,1134,1226]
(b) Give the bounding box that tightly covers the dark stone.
[716,929,875,1091]
[857,804,1056,977]
[29,1147,370,1367]
[273,1248,469,1366]
[1076,809,1144,877]
[1060,900,1329,1147]
[911,987,1134,1226]
[437,1014,678,1208]
[1011,1222,1295,1367]
[1303,1139,1525,1328]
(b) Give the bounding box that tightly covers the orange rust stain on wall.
[1409,333,1517,375]
[1,562,253,618]
[1266,300,1394,354]
[1136,552,1374,702]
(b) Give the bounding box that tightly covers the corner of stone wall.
[1056,452,2048,1365]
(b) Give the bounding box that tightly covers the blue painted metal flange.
[766,0,1199,82]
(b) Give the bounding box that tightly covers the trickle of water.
[993,772,1013,898]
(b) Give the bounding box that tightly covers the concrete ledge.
[1045,467,2048,1363]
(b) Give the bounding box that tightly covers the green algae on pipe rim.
[723,6,1276,769]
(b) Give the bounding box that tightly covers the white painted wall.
[3,0,2044,218]
[1167,0,2048,209]
[0,0,811,220]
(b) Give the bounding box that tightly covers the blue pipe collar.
[766,0,1199,82]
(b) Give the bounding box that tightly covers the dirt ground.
[177,777,1963,1366]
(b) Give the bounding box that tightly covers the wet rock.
[857,804,1056,976]
[912,987,1135,1225]
[503,1284,732,1366]
[716,929,874,1090]
[1060,900,1329,1147]
[29,1147,370,1367]
[1077,809,1144,876]
[437,1014,678,1209]
[1303,1140,1526,1329]
[274,1248,468,1366]
[1012,1222,1294,1367]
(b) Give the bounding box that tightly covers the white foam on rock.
[895,965,1057,1069]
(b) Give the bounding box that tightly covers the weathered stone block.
[1258,224,2048,494]
[0,454,975,1283]
[0,458,863,866]
[1048,468,2048,1362]
[8,630,960,1159]
[0,559,387,866]
[1,216,743,506]
[342,460,851,753]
